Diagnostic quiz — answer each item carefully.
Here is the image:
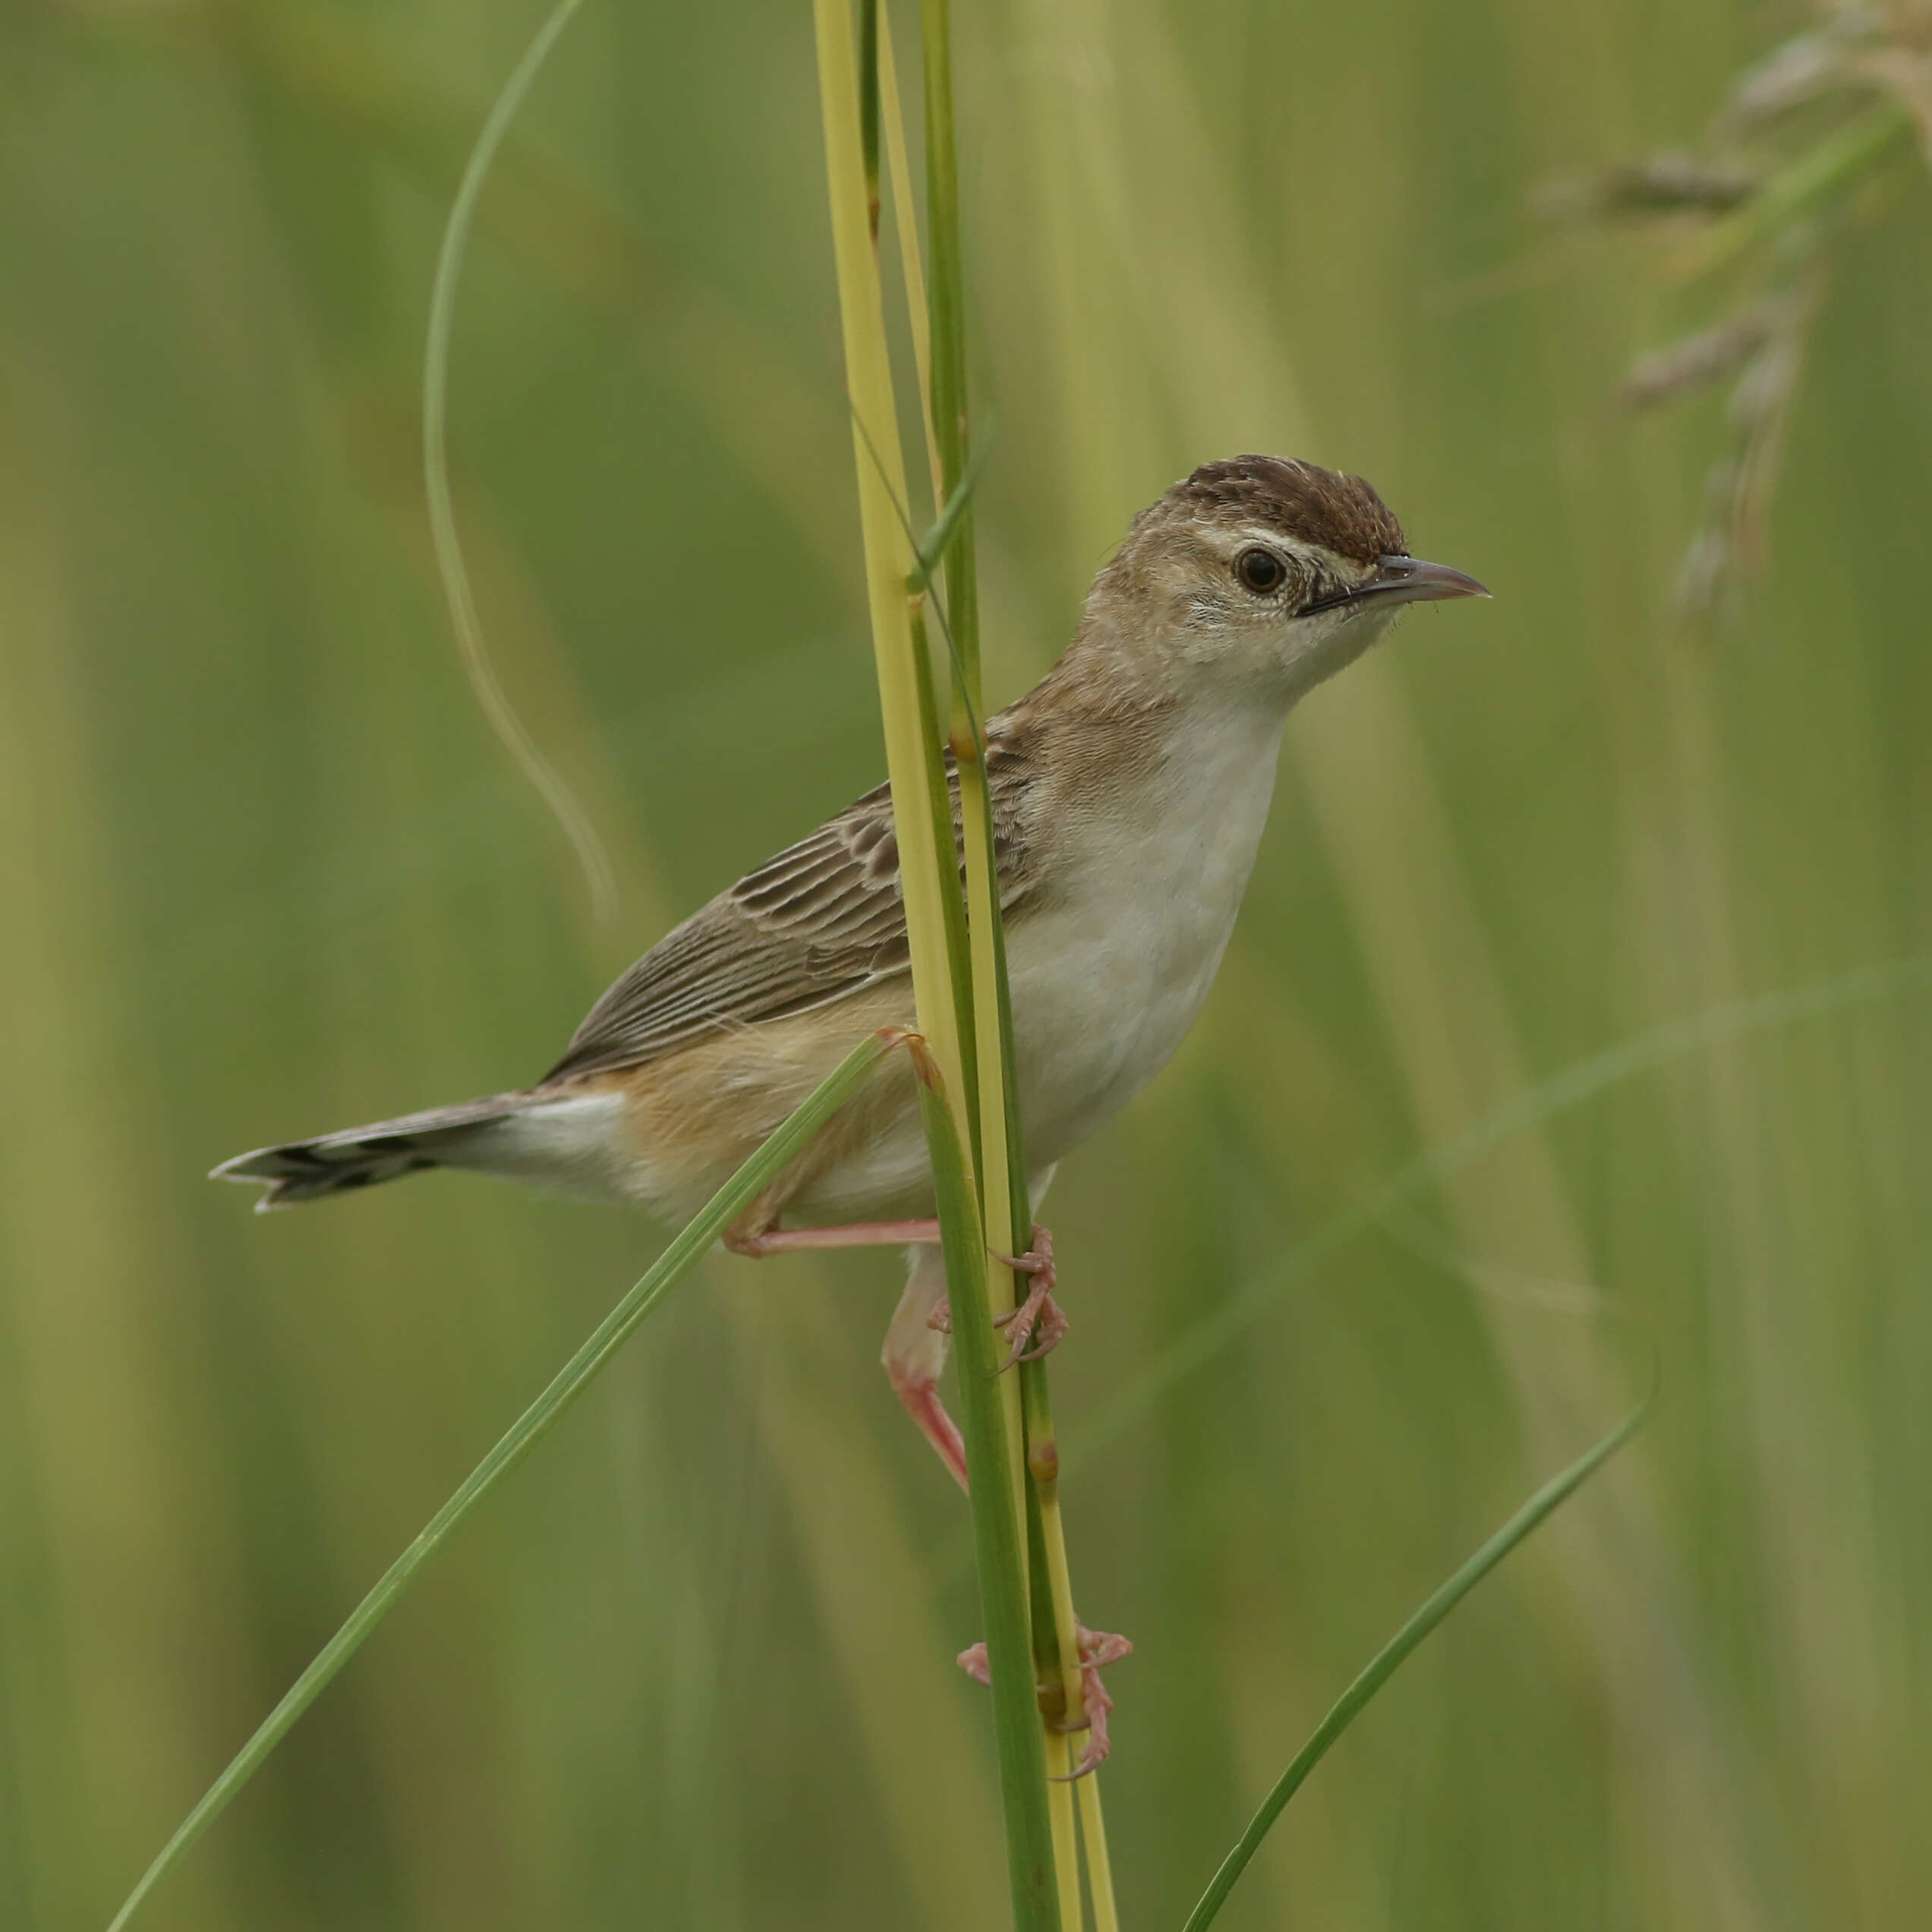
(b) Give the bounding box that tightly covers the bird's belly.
[734,717,1280,1227]
[776,892,1245,1226]
[1004,894,1234,1167]
[1012,726,1281,1161]
[777,926,1228,1227]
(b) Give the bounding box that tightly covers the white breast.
[730,694,1291,1228]
[1006,699,1285,1166]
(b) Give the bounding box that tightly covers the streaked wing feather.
[541,734,1034,1084]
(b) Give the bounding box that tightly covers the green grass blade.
[1180,1367,1659,1932]
[1074,954,1932,1467]
[909,1042,1061,1928]
[421,0,618,922]
[105,1030,897,1932]
[910,433,994,599]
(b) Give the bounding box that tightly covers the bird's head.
[1083,454,1487,704]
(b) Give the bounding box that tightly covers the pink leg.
[894,1374,969,1490]
[723,1214,965,1483]
[726,1217,942,1257]
[884,1243,969,1490]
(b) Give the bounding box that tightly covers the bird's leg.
[884,1243,968,1489]
[723,1216,943,1256]
[723,1202,966,1485]
[957,1621,1133,1779]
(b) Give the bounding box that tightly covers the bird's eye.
[1236,547,1286,594]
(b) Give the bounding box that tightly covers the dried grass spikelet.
[1667,270,1822,623]
[1561,4,1928,621]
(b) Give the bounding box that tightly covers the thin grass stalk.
[1021,1453,1083,1927]
[1019,1352,1120,1932]
[1042,1731,1084,1929]
[1020,1363,1114,1913]
[914,2,1115,1915]
[104,1029,900,1932]
[815,0,970,1127]
[815,3,1057,1921]
[911,0,1026,1537]
[420,0,617,922]
[909,1037,1061,1924]
[876,8,944,503]
[1076,1777,1119,1931]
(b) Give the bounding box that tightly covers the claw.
[955,1620,1132,1777]
[1053,1624,1133,1779]
[925,1227,1066,1366]
[990,1228,1066,1369]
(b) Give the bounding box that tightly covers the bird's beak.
[1305,553,1489,615]
[1360,554,1490,606]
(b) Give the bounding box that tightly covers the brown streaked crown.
[1156,455,1406,566]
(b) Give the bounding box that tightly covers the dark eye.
[1236,547,1286,594]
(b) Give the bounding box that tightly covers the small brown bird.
[216,455,1486,1485]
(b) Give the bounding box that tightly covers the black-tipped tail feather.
[212,1095,528,1211]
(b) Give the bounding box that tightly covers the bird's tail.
[211,1093,534,1211]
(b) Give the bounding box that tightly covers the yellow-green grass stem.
[104,1029,902,1932]
[1042,1729,1084,1930]
[812,0,970,1135]
[817,2,1058,1919]
[1021,1357,1117,1932]
[1077,1777,1120,1932]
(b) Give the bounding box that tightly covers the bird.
[215,454,1486,1489]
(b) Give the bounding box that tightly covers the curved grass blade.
[105,1029,899,1932]
[910,434,994,598]
[1180,1366,1659,1931]
[423,0,619,922]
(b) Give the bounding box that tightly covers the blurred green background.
[4,2,1929,1927]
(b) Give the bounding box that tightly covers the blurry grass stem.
[104,1030,901,1931]
[1073,953,1932,1465]
[421,0,619,919]
[815,0,1058,1920]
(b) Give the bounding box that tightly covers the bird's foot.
[956,1620,1133,1779]
[992,1227,1065,1369]
[925,1226,1066,1371]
